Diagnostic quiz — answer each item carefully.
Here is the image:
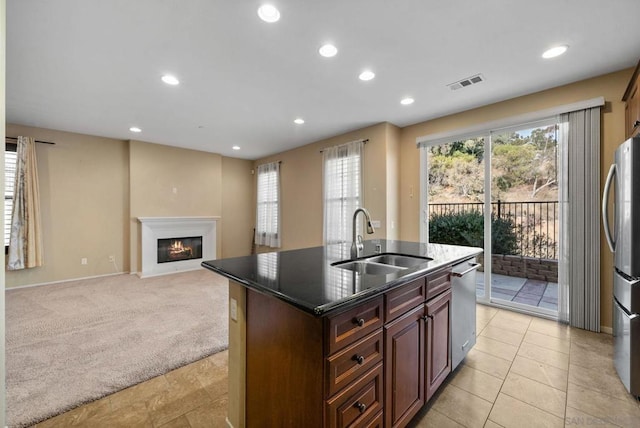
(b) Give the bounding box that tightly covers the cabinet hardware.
[354,402,367,413]
[353,355,365,365]
[353,317,365,327]
[451,262,480,277]
[635,120,640,128]
[421,315,433,322]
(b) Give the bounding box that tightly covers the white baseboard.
[136,266,205,279]
[5,272,128,290]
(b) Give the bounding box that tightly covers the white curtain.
[8,136,43,270]
[323,140,363,244]
[254,161,281,248]
[558,107,601,330]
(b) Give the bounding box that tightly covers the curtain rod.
[256,160,282,166]
[6,136,55,145]
[319,138,368,153]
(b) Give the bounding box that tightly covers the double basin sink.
[331,253,433,275]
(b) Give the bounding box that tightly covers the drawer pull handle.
[354,318,365,327]
[421,315,433,322]
[353,355,365,365]
[354,402,367,413]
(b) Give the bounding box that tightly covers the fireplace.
[138,216,218,278]
[157,236,203,264]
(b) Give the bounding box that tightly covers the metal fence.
[428,200,559,260]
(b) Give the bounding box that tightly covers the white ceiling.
[7,1,640,160]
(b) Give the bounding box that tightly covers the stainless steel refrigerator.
[603,136,640,399]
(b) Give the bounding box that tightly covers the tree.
[450,152,483,198]
[492,144,535,189]
[428,138,485,200]
[529,126,558,197]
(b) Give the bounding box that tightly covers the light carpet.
[5,268,229,428]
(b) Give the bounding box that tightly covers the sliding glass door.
[422,136,487,298]
[422,119,561,318]
[488,123,559,316]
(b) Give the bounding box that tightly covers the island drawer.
[426,267,452,300]
[325,297,384,355]
[325,329,383,397]
[384,277,426,322]
[325,363,383,428]
[362,411,383,428]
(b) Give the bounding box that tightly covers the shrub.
[429,210,519,255]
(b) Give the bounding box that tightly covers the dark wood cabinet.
[325,330,384,397]
[384,267,453,427]
[243,266,454,428]
[623,60,640,139]
[384,305,425,428]
[326,363,384,428]
[425,289,452,401]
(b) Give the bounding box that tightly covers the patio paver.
[476,274,558,312]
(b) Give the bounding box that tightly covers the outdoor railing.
[429,200,559,260]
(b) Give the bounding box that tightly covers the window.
[323,141,363,244]
[254,161,281,248]
[5,142,17,249]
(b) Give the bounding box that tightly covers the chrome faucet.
[351,208,375,260]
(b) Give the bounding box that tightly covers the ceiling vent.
[447,74,485,91]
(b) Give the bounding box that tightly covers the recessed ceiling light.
[359,70,375,81]
[232,145,241,150]
[542,45,568,59]
[294,118,305,124]
[319,44,338,58]
[161,75,180,85]
[258,4,280,23]
[400,97,415,105]
[129,127,142,133]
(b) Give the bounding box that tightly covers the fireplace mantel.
[138,216,218,278]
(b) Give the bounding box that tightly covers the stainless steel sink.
[364,254,432,268]
[332,260,405,275]
[331,253,432,275]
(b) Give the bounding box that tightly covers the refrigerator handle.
[602,163,616,253]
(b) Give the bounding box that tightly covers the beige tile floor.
[33,305,640,428]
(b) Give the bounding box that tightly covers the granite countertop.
[202,240,482,316]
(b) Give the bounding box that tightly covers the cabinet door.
[425,289,452,402]
[384,305,425,428]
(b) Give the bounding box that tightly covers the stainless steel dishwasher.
[451,259,481,370]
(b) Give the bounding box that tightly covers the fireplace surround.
[138,217,217,277]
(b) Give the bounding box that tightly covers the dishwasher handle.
[452,262,481,277]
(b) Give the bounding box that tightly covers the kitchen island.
[202,240,482,428]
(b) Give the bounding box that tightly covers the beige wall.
[129,140,223,273]
[385,123,401,240]
[398,68,634,329]
[221,157,254,258]
[5,125,130,287]
[254,122,393,251]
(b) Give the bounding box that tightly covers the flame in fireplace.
[169,240,193,258]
